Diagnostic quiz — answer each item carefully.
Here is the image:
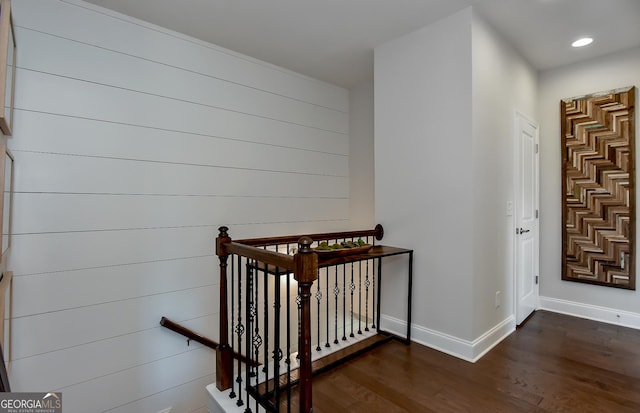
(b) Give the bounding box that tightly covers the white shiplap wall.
[7,1,349,412]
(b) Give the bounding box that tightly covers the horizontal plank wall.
[8,1,349,412]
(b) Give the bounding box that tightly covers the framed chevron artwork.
[561,86,636,290]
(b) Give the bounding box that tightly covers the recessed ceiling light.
[572,37,593,48]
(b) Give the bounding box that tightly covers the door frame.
[513,110,540,325]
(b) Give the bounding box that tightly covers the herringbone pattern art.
[561,87,636,289]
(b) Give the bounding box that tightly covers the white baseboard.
[380,314,515,363]
[539,296,640,330]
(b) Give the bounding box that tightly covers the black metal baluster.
[333,265,339,344]
[296,289,302,358]
[315,271,322,352]
[376,257,382,333]
[350,263,355,338]
[236,255,244,407]
[325,267,330,348]
[262,260,269,400]
[296,247,302,352]
[358,261,363,335]
[284,244,292,406]
[371,237,376,330]
[253,259,261,378]
[295,283,303,412]
[342,263,347,341]
[245,261,253,413]
[274,267,282,410]
[286,245,292,409]
[229,255,236,399]
[365,258,370,332]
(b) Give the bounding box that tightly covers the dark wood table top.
[317,245,412,267]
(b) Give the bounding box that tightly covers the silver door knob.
[517,228,530,234]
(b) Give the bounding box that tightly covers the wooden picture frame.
[0,0,16,136]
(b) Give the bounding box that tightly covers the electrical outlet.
[495,291,501,308]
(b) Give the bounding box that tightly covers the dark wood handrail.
[160,316,260,367]
[235,224,384,247]
[160,316,219,349]
[224,241,296,271]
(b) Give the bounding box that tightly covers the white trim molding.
[540,296,640,330]
[380,315,515,362]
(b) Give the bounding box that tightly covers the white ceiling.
[82,0,640,89]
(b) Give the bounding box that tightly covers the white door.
[514,112,539,325]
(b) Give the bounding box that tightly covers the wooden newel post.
[294,236,318,413]
[216,226,233,391]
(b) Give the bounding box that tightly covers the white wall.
[7,1,349,412]
[375,7,538,360]
[471,13,537,339]
[375,8,475,341]
[349,81,375,229]
[538,47,640,326]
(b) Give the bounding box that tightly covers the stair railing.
[215,225,384,413]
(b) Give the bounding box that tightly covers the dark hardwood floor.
[302,310,640,412]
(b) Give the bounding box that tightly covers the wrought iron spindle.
[286,258,292,407]
[315,271,322,351]
[325,267,330,348]
[333,265,339,344]
[262,260,269,395]
[350,263,355,338]
[229,255,236,399]
[273,268,282,409]
[371,236,377,329]
[253,260,261,413]
[245,261,253,413]
[235,255,244,407]
[358,261,362,335]
[365,258,370,332]
[296,291,302,358]
[342,263,347,341]
[376,257,382,332]
[253,259,261,378]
